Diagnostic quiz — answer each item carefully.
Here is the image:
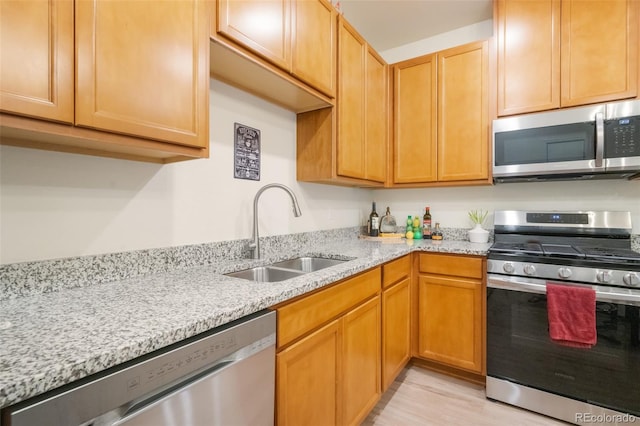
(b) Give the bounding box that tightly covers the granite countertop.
[0,238,490,410]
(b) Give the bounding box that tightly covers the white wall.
[2,37,639,264]
[372,182,640,232]
[380,19,493,64]
[0,80,369,264]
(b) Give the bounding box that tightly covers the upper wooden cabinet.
[392,40,490,186]
[393,55,437,183]
[0,0,74,123]
[336,19,366,180]
[215,0,336,98]
[496,0,639,116]
[291,0,336,96]
[365,47,389,183]
[217,0,291,70]
[75,0,209,149]
[438,42,490,182]
[297,16,388,187]
[0,0,209,162]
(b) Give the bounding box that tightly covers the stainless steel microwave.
[492,100,640,183]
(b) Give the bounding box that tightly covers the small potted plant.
[468,209,490,243]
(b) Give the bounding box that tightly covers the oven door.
[487,274,640,416]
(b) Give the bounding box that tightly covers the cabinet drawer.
[382,255,410,289]
[418,253,482,279]
[276,267,380,348]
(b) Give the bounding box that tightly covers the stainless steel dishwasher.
[1,310,276,426]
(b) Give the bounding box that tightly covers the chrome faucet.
[248,183,302,259]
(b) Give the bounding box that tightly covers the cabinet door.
[217,0,291,70]
[0,0,73,123]
[277,319,340,426]
[365,47,388,183]
[382,277,411,391]
[417,274,483,373]
[337,18,366,180]
[496,0,560,115]
[437,41,489,182]
[76,0,209,148]
[292,0,336,97]
[561,0,638,106]
[342,297,381,426]
[393,55,437,183]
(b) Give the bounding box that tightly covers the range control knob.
[596,271,613,284]
[596,270,613,284]
[503,262,515,274]
[523,264,536,276]
[558,267,572,279]
[623,272,640,287]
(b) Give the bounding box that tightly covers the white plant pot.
[468,224,490,243]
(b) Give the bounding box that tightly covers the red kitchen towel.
[546,283,597,348]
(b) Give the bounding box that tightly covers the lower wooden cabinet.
[276,319,340,426]
[342,297,381,426]
[381,255,411,391]
[275,252,486,424]
[274,267,381,426]
[414,253,485,374]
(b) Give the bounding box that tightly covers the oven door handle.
[487,274,640,305]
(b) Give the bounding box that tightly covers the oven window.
[487,287,640,416]
[494,122,596,166]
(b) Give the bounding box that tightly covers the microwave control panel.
[605,115,639,157]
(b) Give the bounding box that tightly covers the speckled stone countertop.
[0,238,487,409]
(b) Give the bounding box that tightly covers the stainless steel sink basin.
[270,257,348,273]
[225,257,349,282]
[225,266,305,282]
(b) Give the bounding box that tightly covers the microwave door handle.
[595,111,605,168]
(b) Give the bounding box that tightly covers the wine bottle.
[423,207,432,239]
[369,202,379,237]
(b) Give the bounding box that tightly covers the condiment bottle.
[431,223,443,240]
[405,215,414,239]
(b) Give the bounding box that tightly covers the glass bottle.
[431,222,443,240]
[423,207,432,239]
[412,216,422,239]
[369,202,379,237]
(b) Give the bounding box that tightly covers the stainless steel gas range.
[486,210,640,425]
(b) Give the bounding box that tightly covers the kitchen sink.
[225,266,305,282]
[225,257,349,282]
[270,257,348,273]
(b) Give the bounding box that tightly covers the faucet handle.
[246,242,258,259]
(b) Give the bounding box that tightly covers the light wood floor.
[362,365,568,426]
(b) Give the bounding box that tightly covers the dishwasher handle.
[115,359,235,425]
[112,342,275,426]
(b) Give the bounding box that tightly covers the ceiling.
[338,0,493,52]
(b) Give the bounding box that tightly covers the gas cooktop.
[489,242,640,264]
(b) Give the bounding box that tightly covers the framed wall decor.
[233,123,260,181]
